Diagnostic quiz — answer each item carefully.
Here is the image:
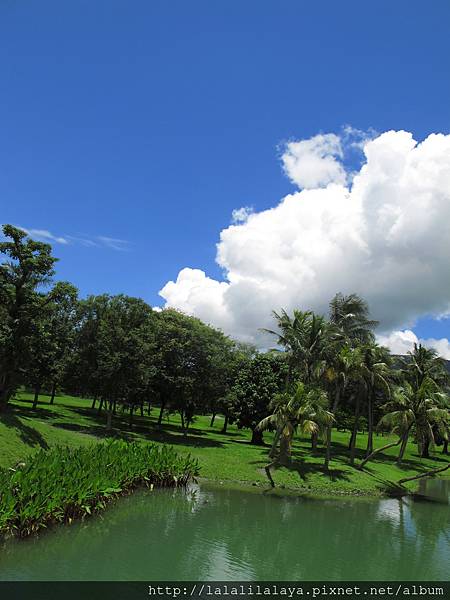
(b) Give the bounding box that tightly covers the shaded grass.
[0,392,448,496]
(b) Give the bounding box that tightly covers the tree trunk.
[442,440,448,455]
[106,409,112,430]
[98,398,104,414]
[420,439,430,458]
[279,434,292,465]
[358,437,402,470]
[325,426,332,470]
[210,413,216,427]
[311,431,318,451]
[0,375,14,412]
[349,395,361,465]
[32,383,41,409]
[250,428,264,445]
[365,392,374,457]
[49,381,56,405]
[269,427,282,459]
[129,404,134,427]
[140,403,144,417]
[221,414,229,434]
[0,390,10,412]
[325,388,340,470]
[157,400,166,426]
[147,400,151,416]
[398,462,450,485]
[180,411,189,436]
[397,430,410,465]
[91,395,97,409]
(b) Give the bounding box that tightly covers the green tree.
[257,381,333,485]
[26,282,79,407]
[228,352,287,444]
[153,309,235,435]
[401,343,449,457]
[380,379,449,460]
[329,292,378,345]
[0,225,58,410]
[265,310,334,385]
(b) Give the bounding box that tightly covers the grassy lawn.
[0,392,448,496]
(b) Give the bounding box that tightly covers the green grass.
[0,392,448,497]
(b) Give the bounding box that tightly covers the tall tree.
[329,292,378,345]
[228,352,287,444]
[380,379,449,461]
[0,225,57,411]
[257,382,333,485]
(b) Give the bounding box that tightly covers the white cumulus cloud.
[282,133,347,189]
[159,129,450,350]
[377,330,450,359]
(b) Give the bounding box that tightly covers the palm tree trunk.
[269,427,282,459]
[365,392,374,457]
[358,437,402,469]
[397,429,410,465]
[279,434,292,465]
[349,394,361,465]
[420,440,430,458]
[325,388,340,470]
[398,462,450,484]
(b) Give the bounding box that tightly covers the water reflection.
[0,480,449,581]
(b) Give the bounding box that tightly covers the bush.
[0,440,199,538]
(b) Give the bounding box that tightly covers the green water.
[0,480,449,581]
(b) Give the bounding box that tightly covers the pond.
[0,479,449,580]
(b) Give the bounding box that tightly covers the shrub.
[0,440,199,538]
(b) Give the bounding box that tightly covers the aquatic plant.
[0,440,199,538]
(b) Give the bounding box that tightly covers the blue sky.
[1,1,450,349]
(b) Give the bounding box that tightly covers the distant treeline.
[1,224,449,470]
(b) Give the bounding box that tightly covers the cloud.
[159,128,450,347]
[96,236,130,251]
[3,227,131,252]
[16,227,69,245]
[377,330,450,360]
[231,206,253,224]
[281,133,347,189]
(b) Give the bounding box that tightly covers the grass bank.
[0,392,448,498]
[0,439,198,538]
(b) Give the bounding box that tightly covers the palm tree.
[402,343,448,390]
[257,382,333,485]
[400,343,449,458]
[329,293,378,345]
[264,309,337,386]
[324,344,362,469]
[360,344,392,457]
[380,378,449,460]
